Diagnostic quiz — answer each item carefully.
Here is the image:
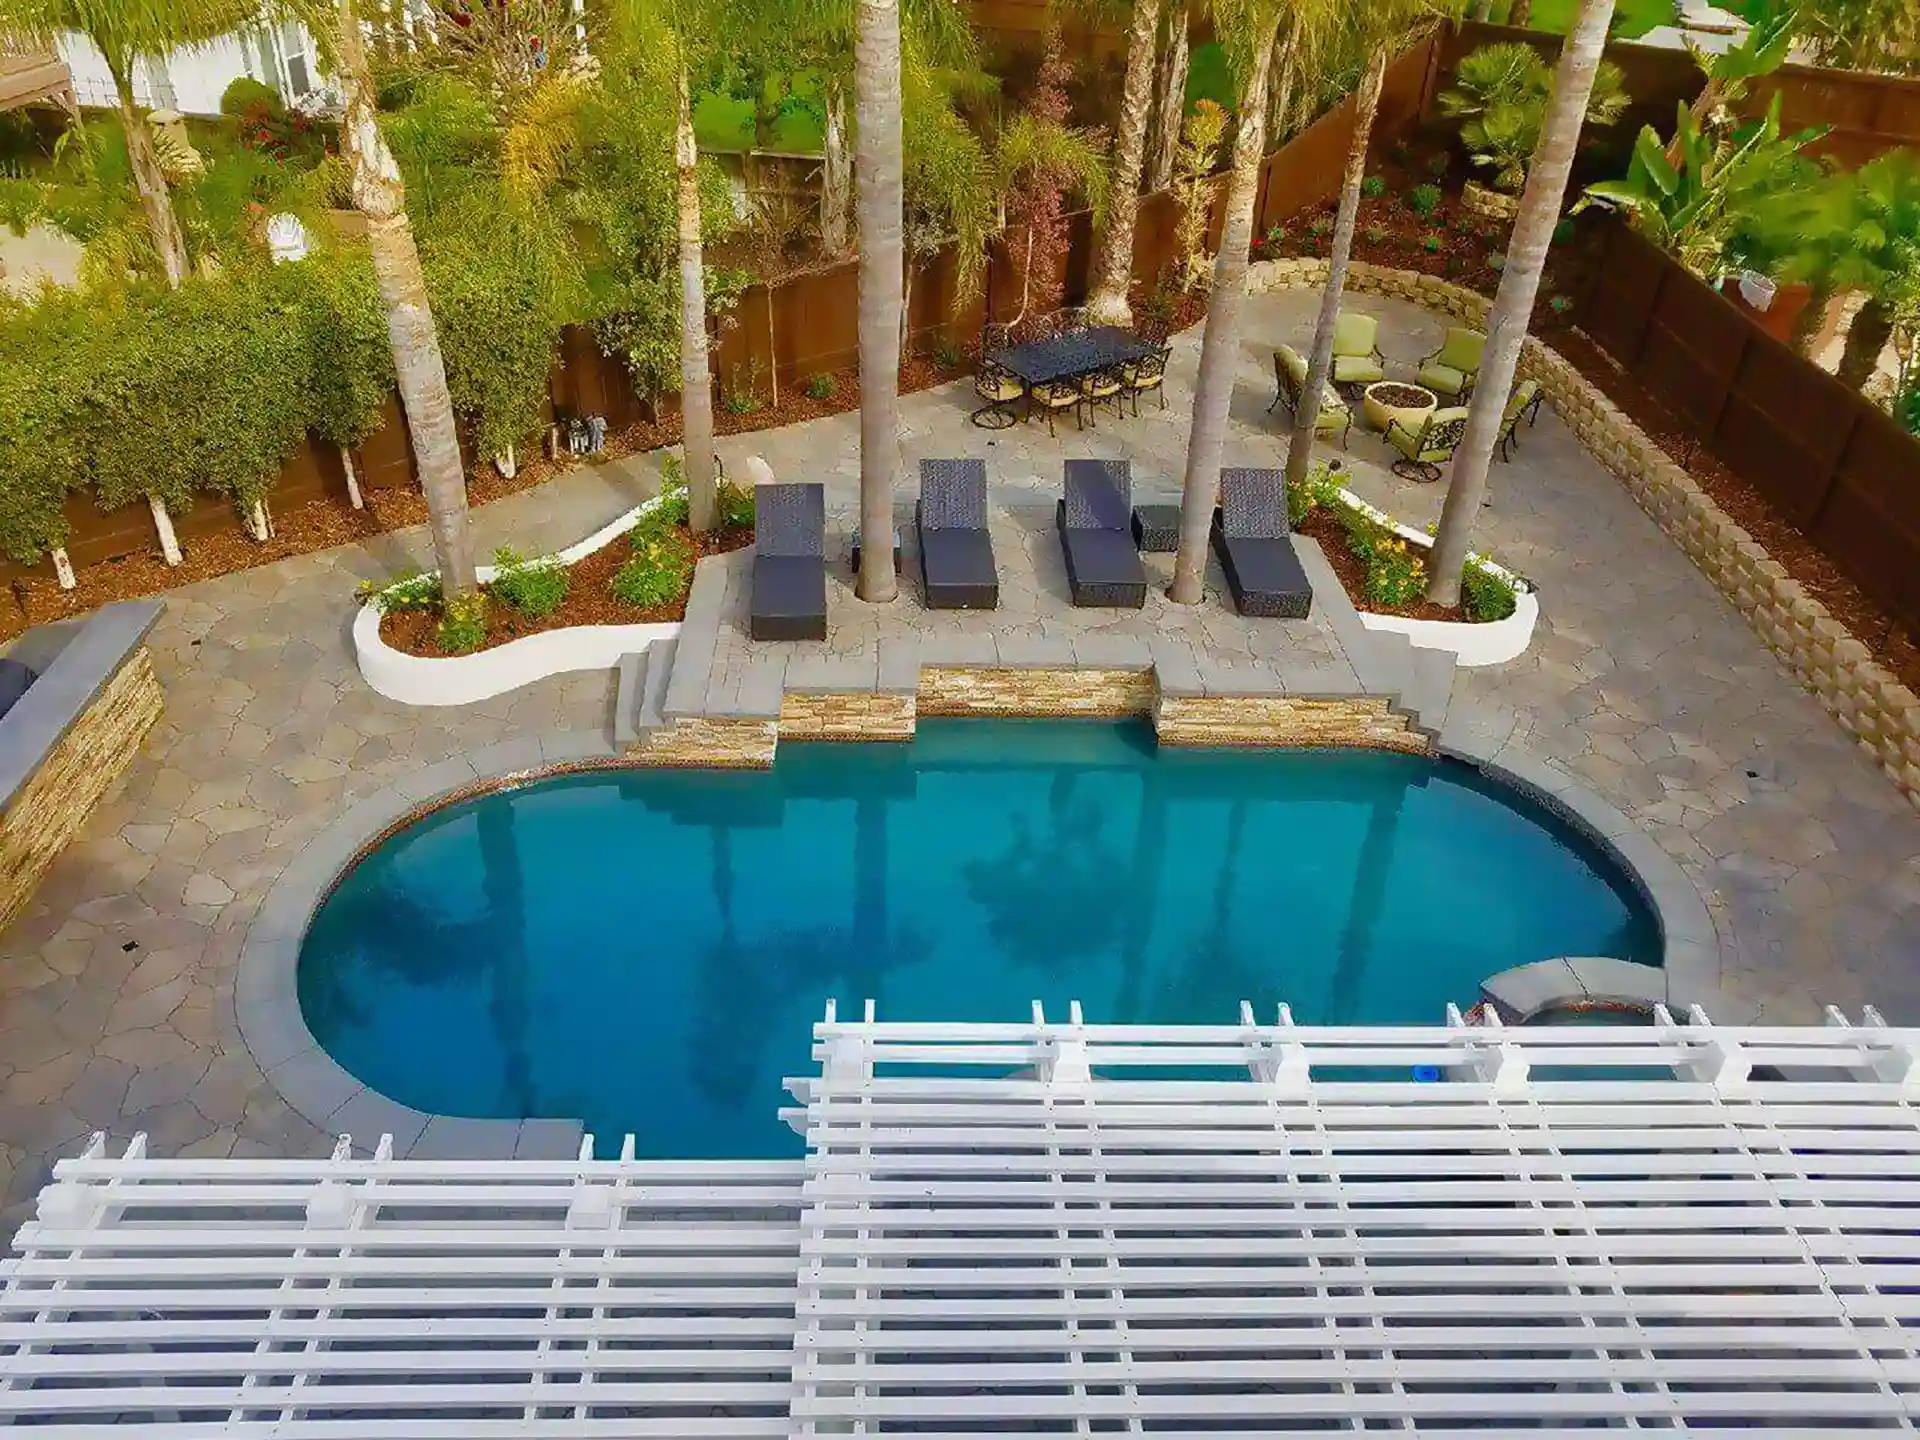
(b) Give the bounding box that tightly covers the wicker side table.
[1130,504,1181,553]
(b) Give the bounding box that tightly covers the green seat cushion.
[1332,354,1385,385]
[1332,313,1377,357]
[1418,361,1469,396]
[1276,344,1308,386]
[1433,327,1485,374]
[1503,379,1541,419]
[1391,407,1468,462]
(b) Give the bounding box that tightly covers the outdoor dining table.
[988,326,1159,389]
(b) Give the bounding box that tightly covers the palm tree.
[1085,0,1166,326]
[1146,4,1190,193]
[1168,1,1289,604]
[1283,0,1452,497]
[1427,0,1618,605]
[324,0,477,593]
[673,60,721,533]
[855,0,905,602]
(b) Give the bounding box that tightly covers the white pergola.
[6,1004,1920,1435]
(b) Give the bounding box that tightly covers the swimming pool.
[298,720,1660,1156]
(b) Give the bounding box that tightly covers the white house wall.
[55,27,315,116]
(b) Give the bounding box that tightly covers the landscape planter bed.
[353,496,747,708]
[1302,485,1539,668]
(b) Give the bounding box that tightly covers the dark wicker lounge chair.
[1211,467,1313,619]
[749,482,827,641]
[1056,459,1147,609]
[917,458,998,610]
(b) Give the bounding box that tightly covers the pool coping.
[235,705,1729,1157]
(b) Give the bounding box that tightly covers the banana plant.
[1669,4,1799,167]
[1581,94,1825,281]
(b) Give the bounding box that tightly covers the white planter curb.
[1331,488,1540,667]
[353,495,683,708]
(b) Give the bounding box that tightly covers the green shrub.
[219,77,283,118]
[804,373,835,400]
[1462,561,1519,622]
[1487,250,1507,271]
[489,546,570,617]
[1364,223,1388,245]
[612,525,695,607]
[1425,152,1451,178]
[1307,212,1333,236]
[436,592,489,653]
[1902,381,1920,438]
[715,478,755,531]
[1407,184,1442,220]
[932,339,963,369]
[1421,231,1444,253]
[1355,527,1427,609]
[362,569,443,615]
[1360,174,1387,199]
[1285,461,1344,526]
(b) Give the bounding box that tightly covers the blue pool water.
[299,721,1660,1156]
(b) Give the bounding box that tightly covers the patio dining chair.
[1080,366,1127,424]
[971,359,1025,430]
[1028,378,1084,435]
[1122,345,1168,415]
[1052,306,1089,335]
[1416,326,1486,401]
[1497,379,1545,460]
[981,320,1014,351]
[1386,407,1470,484]
[1269,345,1352,448]
[1331,312,1387,391]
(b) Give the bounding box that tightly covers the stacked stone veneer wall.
[1156,694,1424,752]
[632,666,1433,765]
[0,647,162,927]
[1250,257,1920,813]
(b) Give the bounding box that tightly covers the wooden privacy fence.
[1579,219,1920,637]
[1422,21,1920,171]
[28,27,1452,581]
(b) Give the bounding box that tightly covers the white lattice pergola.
[7,1004,1920,1435]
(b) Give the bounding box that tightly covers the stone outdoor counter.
[0,599,164,930]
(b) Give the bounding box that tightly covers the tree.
[1283,0,1453,501]
[1146,4,1190,192]
[0,0,255,286]
[856,0,906,602]
[323,0,477,594]
[1666,5,1797,170]
[1168,0,1286,604]
[1427,0,1619,606]
[1085,0,1165,325]
[1507,0,1533,25]
[1439,41,1627,193]
[1803,0,1920,77]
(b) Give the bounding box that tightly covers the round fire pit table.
[1363,380,1439,435]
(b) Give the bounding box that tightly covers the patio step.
[613,637,678,749]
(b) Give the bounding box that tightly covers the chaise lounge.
[749,481,827,641]
[1212,467,1314,619]
[916,458,998,610]
[1057,459,1147,609]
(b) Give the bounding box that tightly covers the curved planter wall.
[353,495,682,707]
[1330,487,1540,667]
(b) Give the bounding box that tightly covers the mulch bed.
[1297,508,1474,625]
[377,522,754,658]
[1273,139,1920,694]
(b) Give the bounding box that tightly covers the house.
[53,19,324,117]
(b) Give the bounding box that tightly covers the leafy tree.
[1802,0,1920,77]
[1085,0,1168,326]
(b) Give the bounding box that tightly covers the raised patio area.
[0,286,1915,1233]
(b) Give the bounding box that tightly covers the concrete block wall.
[1249,258,1920,813]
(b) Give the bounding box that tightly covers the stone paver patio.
[0,286,1916,1231]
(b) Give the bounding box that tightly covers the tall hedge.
[0,249,394,564]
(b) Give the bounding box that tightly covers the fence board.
[1709,340,1851,529]
[1814,409,1920,634]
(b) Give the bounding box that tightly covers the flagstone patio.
[0,286,1915,1234]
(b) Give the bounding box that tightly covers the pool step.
[613,637,678,748]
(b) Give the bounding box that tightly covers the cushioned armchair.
[1331,313,1386,389]
[1417,327,1486,401]
[1269,345,1352,448]
[1497,378,1544,460]
[1386,407,1469,483]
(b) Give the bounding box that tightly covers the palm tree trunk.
[1283,41,1385,494]
[106,56,189,287]
[1147,10,1189,195]
[855,0,904,603]
[1168,18,1282,605]
[334,0,476,595]
[1507,0,1535,25]
[1086,0,1165,326]
[1789,276,1837,357]
[822,78,853,257]
[1470,0,1494,19]
[1837,294,1896,392]
[677,65,719,533]
[1428,0,1617,606]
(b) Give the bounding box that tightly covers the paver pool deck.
[0,288,1915,1230]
